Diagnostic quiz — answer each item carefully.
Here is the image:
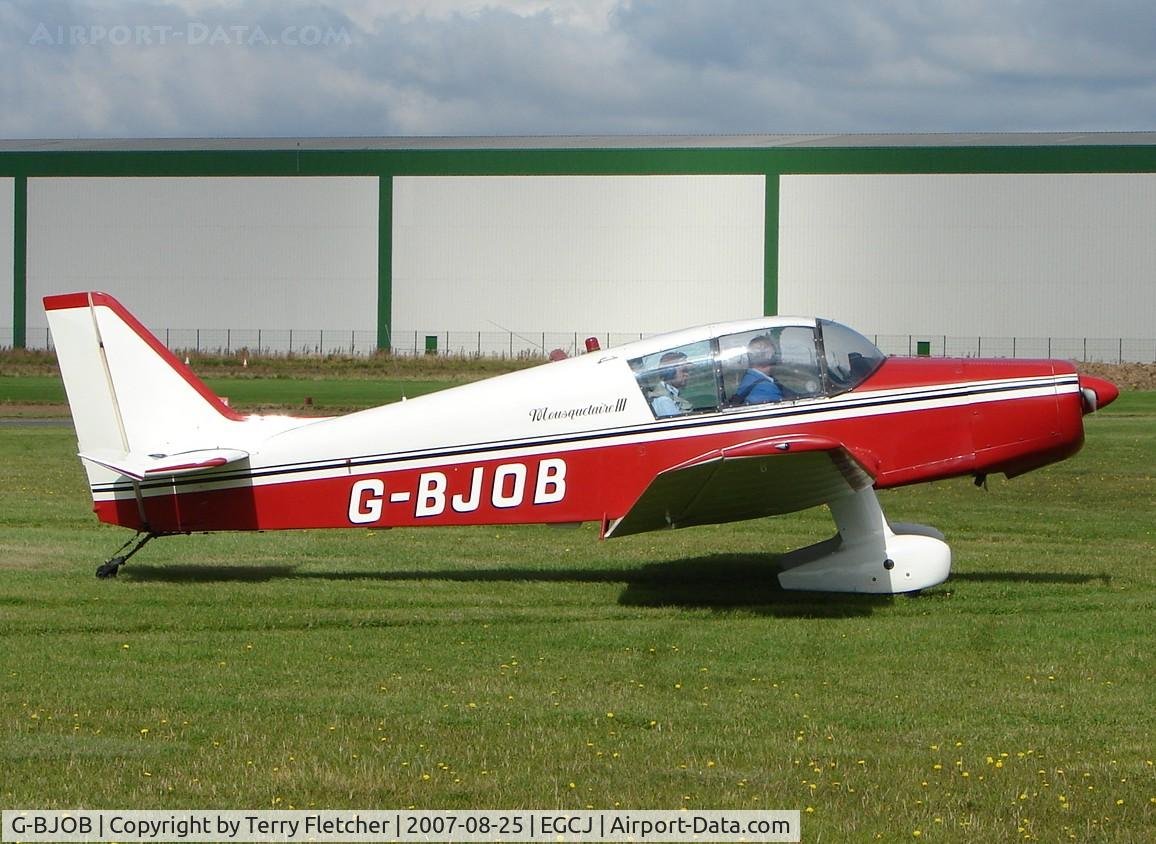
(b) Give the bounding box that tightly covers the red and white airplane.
[45,292,1118,592]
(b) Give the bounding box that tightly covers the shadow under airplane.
[118,552,1110,619]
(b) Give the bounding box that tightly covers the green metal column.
[12,176,27,348]
[377,174,392,352]
[763,172,779,316]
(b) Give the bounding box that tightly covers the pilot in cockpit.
[733,335,785,405]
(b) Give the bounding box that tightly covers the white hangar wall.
[391,175,766,337]
[25,177,378,345]
[778,173,1156,340]
[7,137,1155,357]
[0,178,12,347]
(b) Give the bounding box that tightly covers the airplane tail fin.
[44,292,248,495]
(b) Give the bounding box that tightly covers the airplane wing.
[604,435,874,538]
[79,447,250,480]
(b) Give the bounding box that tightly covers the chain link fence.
[871,335,1156,364]
[6,326,1156,363]
[392,330,650,359]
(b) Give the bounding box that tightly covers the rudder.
[45,292,248,522]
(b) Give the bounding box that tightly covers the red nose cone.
[1079,375,1119,413]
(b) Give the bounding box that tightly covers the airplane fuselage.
[46,294,1118,592]
[88,349,1090,534]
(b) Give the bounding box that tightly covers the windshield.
[818,319,885,394]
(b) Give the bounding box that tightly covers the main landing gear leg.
[96,532,159,579]
[777,486,952,594]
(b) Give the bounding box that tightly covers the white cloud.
[2,0,1156,138]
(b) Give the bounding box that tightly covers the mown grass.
[0,347,540,416]
[0,397,1153,842]
[0,375,465,414]
[0,362,520,414]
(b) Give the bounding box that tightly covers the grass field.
[0,387,1153,842]
[0,349,536,415]
[0,375,463,414]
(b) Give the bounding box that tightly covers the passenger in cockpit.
[649,351,694,417]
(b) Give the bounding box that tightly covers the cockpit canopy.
[630,319,884,419]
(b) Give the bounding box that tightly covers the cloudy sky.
[2,0,1156,138]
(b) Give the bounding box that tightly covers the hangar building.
[2,134,1155,361]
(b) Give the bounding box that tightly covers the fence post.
[196,328,200,353]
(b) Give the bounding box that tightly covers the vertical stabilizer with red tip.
[44,292,251,520]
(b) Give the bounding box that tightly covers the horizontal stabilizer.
[605,435,873,538]
[79,447,249,480]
